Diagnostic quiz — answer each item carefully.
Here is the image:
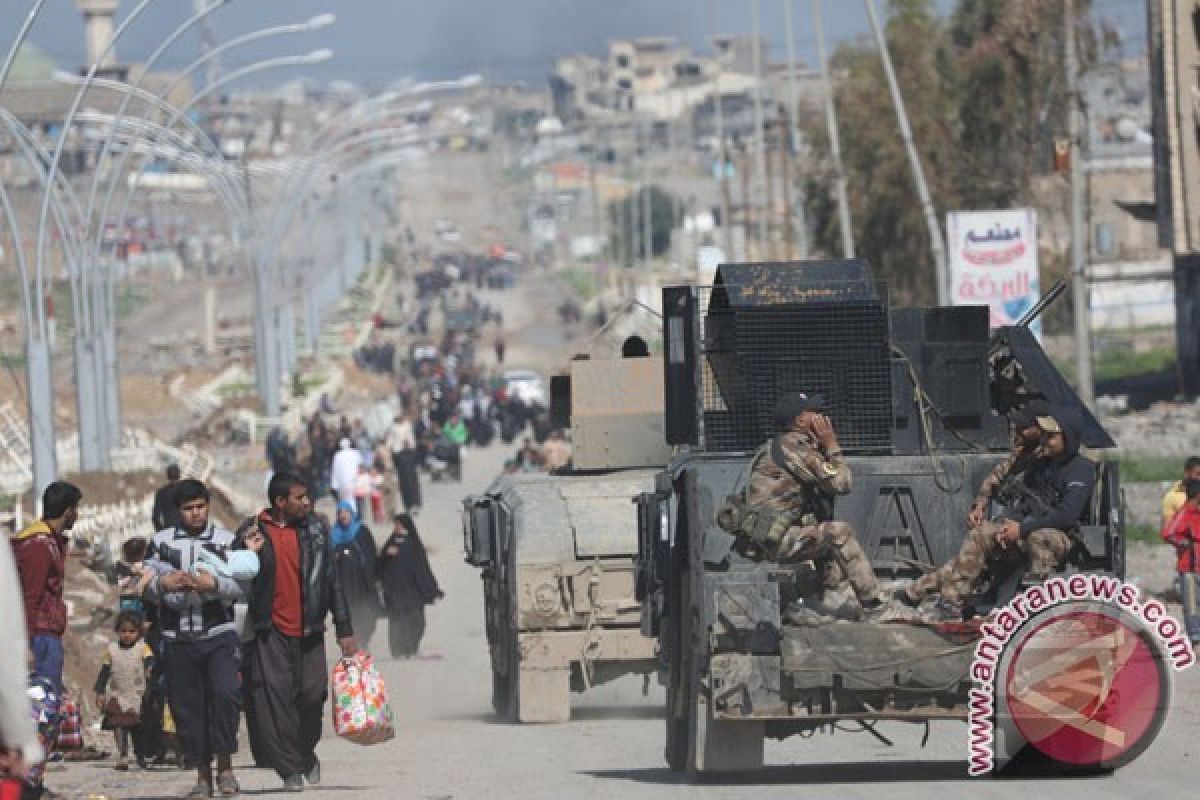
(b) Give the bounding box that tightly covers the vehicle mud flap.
[665,580,691,772]
[688,690,765,778]
[491,667,512,718]
[516,666,571,723]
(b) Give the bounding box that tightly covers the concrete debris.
[1101,398,1200,457]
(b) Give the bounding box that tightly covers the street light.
[161,11,336,100]
[88,11,337,273]
[0,0,51,90]
[251,129,422,414]
[72,10,329,460]
[74,111,249,220]
[25,0,158,494]
[81,49,335,434]
[77,0,234,258]
[96,46,339,274]
[187,49,334,112]
[52,73,243,466]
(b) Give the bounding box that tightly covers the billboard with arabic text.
[947,209,1041,335]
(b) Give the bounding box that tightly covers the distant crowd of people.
[266,333,554,512]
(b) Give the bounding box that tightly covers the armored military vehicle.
[637,261,1127,776]
[463,348,673,722]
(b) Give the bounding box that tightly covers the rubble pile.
[62,556,118,737]
[1101,398,1200,457]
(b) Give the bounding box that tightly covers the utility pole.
[636,120,650,272]
[587,124,604,275]
[765,117,778,259]
[780,109,796,260]
[1066,0,1094,407]
[863,0,948,302]
[739,142,752,255]
[194,0,220,89]
[624,141,635,278]
[813,0,854,258]
[783,0,809,258]
[710,0,734,261]
[751,0,770,259]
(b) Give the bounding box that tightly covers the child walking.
[94,611,153,770]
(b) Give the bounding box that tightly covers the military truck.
[637,261,1127,776]
[463,348,673,722]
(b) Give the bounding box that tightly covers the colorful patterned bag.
[331,653,394,745]
[54,691,83,752]
[24,675,59,787]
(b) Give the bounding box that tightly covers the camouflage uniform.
[739,430,883,606]
[971,441,1039,513]
[908,522,1072,603]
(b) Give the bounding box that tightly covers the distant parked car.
[434,218,461,243]
[503,370,547,407]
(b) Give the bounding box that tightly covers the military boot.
[920,598,965,624]
[784,588,860,625]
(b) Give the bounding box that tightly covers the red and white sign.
[948,209,1041,333]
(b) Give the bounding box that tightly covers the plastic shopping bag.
[331,652,395,745]
[55,690,83,752]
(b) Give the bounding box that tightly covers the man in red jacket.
[10,482,81,695]
[1162,477,1200,645]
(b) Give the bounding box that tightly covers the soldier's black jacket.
[1013,411,1096,537]
[236,511,354,640]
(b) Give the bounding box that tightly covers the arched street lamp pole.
[23,0,158,494]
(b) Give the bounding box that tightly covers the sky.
[4,0,1149,91]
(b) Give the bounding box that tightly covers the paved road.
[54,430,1200,799]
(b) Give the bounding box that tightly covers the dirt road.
[52,426,1200,799]
[46,149,1200,800]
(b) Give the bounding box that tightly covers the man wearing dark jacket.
[11,481,81,695]
[151,464,182,532]
[902,408,1095,619]
[239,473,355,792]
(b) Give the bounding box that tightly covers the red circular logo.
[1000,606,1170,770]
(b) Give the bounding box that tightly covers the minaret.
[76,0,119,69]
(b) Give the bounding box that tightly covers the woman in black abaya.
[376,513,442,658]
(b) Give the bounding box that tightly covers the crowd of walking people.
[0,264,575,798]
[265,327,555,518]
[1,464,444,799]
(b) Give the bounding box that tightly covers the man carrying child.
[143,479,261,799]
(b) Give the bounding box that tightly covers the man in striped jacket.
[143,479,244,799]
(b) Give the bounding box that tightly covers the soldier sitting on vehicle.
[898,408,1095,621]
[717,392,888,622]
[966,399,1049,529]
